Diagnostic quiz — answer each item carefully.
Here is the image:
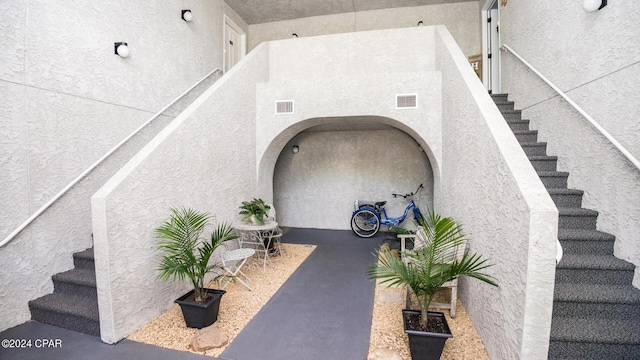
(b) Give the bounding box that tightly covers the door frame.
[223,15,246,73]
[481,0,501,94]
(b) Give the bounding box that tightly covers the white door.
[483,0,501,93]
[224,20,244,73]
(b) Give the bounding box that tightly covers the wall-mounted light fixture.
[114,42,129,58]
[417,21,424,27]
[292,33,298,38]
[182,9,193,22]
[292,145,299,154]
[583,0,607,12]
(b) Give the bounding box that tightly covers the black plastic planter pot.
[175,288,226,329]
[402,310,453,360]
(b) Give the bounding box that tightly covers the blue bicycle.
[350,184,424,238]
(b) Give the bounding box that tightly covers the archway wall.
[256,27,444,211]
[273,124,435,230]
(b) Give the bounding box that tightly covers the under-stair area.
[28,247,100,336]
[492,94,640,359]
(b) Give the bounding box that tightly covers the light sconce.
[583,0,607,12]
[292,33,298,38]
[114,42,129,58]
[417,21,424,27]
[292,145,299,154]
[182,9,193,22]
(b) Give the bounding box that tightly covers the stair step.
[549,317,640,359]
[556,254,635,284]
[52,268,97,299]
[494,101,515,111]
[29,293,100,336]
[73,248,95,270]
[553,283,640,319]
[520,142,547,156]
[551,317,640,344]
[558,207,599,229]
[548,188,584,208]
[529,155,558,171]
[500,109,522,120]
[548,340,640,360]
[538,171,569,189]
[513,130,538,143]
[505,119,531,131]
[558,229,615,255]
[490,93,509,101]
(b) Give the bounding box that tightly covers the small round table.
[234,221,279,272]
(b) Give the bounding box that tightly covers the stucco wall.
[274,128,433,230]
[435,26,558,359]
[255,28,444,215]
[0,0,245,333]
[0,0,245,239]
[92,44,269,344]
[498,1,640,285]
[247,1,481,57]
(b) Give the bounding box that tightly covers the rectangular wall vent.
[275,100,294,114]
[396,94,418,109]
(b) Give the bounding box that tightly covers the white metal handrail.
[501,45,640,264]
[501,44,640,172]
[0,68,223,248]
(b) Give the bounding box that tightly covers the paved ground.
[220,228,382,360]
[0,321,214,360]
[0,228,384,360]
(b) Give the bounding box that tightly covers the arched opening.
[258,116,438,231]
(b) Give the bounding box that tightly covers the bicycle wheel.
[351,209,380,238]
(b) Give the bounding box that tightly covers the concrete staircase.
[28,248,100,336]
[491,94,640,359]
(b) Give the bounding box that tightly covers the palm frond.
[155,208,236,302]
[369,207,498,325]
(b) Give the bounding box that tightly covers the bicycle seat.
[375,201,387,208]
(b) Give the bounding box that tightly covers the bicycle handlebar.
[391,183,424,198]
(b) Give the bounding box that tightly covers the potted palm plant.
[155,207,237,329]
[368,209,498,360]
[239,198,271,225]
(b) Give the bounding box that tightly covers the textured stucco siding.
[0,0,241,333]
[435,26,557,360]
[92,45,269,344]
[248,1,481,57]
[499,1,640,285]
[274,129,434,230]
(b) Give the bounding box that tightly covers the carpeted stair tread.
[538,171,570,177]
[557,228,614,241]
[520,141,546,147]
[513,129,537,135]
[52,268,97,288]
[558,254,635,271]
[529,155,558,160]
[557,207,599,217]
[500,109,522,115]
[551,317,640,344]
[73,248,94,261]
[29,293,99,320]
[548,188,584,196]
[555,283,640,304]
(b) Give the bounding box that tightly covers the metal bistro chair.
[220,236,256,291]
[263,205,283,257]
[398,226,466,318]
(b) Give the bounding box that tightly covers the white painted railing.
[502,45,640,264]
[0,68,223,248]
[501,44,640,172]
